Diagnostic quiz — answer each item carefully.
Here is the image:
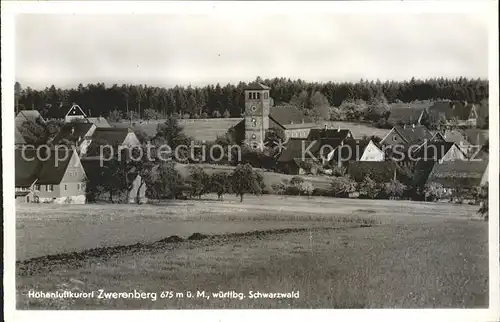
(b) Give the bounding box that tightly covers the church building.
[240,82,320,150]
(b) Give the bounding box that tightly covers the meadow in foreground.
[16,195,488,309]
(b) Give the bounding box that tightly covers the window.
[35,184,40,191]
[264,92,268,99]
[393,135,398,141]
[256,92,261,99]
[47,185,54,192]
[64,184,67,191]
[77,183,81,191]
[248,92,252,99]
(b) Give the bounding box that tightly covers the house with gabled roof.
[380,125,442,147]
[267,105,316,139]
[65,104,87,123]
[411,141,467,163]
[86,116,111,128]
[15,149,42,202]
[85,128,141,156]
[327,139,384,166]
[427,100,480,127]
[464,128,488,147]
[15,110,45,128]
[426,160,489,192]
[307,127,353,141]
[442,129,485,159]
[15,147,88,203]
[387,104,429,126]
[52,122,97,155]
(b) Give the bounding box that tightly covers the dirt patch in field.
[17,224,374,276]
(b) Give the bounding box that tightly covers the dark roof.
[15,110,44,124]
[443,130,470,145]
[36,149,77,184]
[278,139,312,162]
[307,128,352,141]
[53,122,95,144]
[15,149,42,187]
[311,138,344,159]
[428,101,476,121]
[347,161,398,183]
[86,128,135,156]
[412,160,437,188]
[393,125,434,144]
[91,128,132,145]
[331,139,371,162]
[472,148,489,162]
[269,106,312,127]
[15,127,26,145]
[427,160,488,188]
[86,117,111,128]
[412,141,464,161]
[44,102,73,119]
[245,82,271,90]
[464,129,488,146]
[387,105,426,125]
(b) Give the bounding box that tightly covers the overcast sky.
[15,13,488,89]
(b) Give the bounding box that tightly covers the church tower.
[244,83,271,150]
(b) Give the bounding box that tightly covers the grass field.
[112,119,390,142]
[16,195,488,309]
[175,163,333,190]
[113,118,244,141]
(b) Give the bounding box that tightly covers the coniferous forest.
[15,77,488,120]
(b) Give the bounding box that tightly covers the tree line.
[15,77,488,120]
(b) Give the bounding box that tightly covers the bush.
[423,182,447,202]
[330,176,357,198]
[312,188,331,197]
[299,181,314,196]
[271,182,288,195]
[383,179,406,200]
[290,176,304,186]
[359,176,380,199]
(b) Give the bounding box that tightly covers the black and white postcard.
[2,1,499,322]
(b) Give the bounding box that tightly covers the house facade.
[15,148,88,204]
[65,104,87,123]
